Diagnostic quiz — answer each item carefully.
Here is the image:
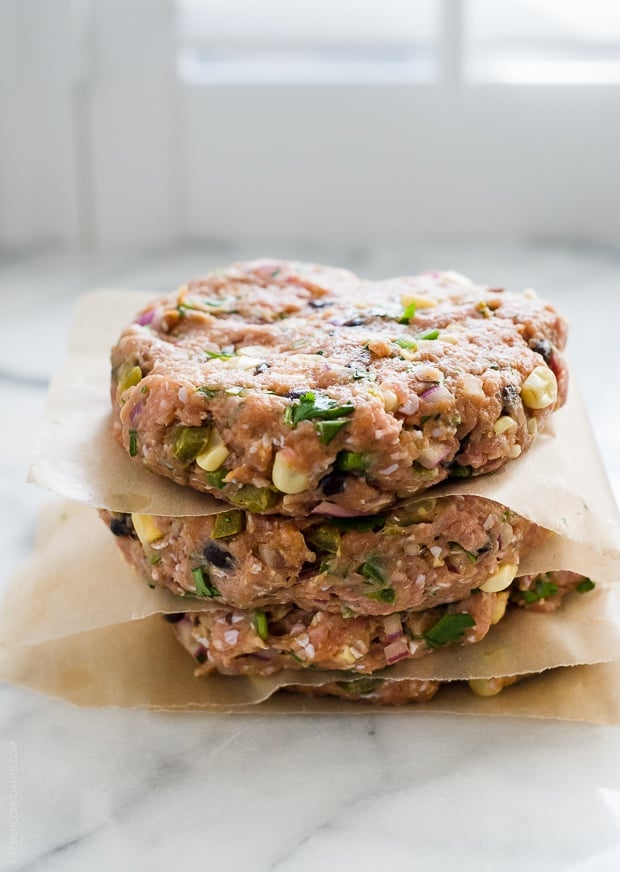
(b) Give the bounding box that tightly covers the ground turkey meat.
[111,260,568,516]
[167,571,591,678]
[100,495,545,616]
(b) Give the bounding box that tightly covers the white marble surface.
[1,241,619,871]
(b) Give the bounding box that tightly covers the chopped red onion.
[420,383,452,404]
[129,401,144,426]
[416,443,451,469]
[383,614,403,642]
[311,502,365,518]
[136,309,154,326]
[384,637,410,665]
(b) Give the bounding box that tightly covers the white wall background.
[0,0,619,251]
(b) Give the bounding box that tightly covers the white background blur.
[1,0,619,253]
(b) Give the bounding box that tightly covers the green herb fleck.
[398,302,417,324]
[316,418,349,444]
[129,429,138,457]
[252,610,269,640]
[519,576,558,604]
[284,391,354,426]
[212,509,244,539]
[205,349,236,360]
[149,554,162,565]
[449,542,479,564]
[576,578,596,594]
[191,567,220,598]
[417,328,440,340]
[289,651,304,664]
[424,613,476,648]
[395,337,417,350]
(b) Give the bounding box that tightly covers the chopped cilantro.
[191,567,220,598]
[449,542,479,564]
[316,418,349,444]
[205,349,235,360]
[519,576,558,603]
[424,613,476,648]
[128,429,138,457]
[149,554,162,565]
[398,302,417,324]
[576,578,596,594]
[284,391,354,426]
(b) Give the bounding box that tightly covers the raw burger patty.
[101,495,545,616]
[288,673,522,706]
[111,260,568,516]
[167,571,590,678]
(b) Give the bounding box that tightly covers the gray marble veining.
[0,242,619,871]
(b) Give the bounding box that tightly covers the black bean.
[319,470,347,496]
[163,613,185,623]
[204,541,234,569]
[529,338,553,365]
[501,384,520,414]
[254,362,270,375]
[109,514,137,538]
[342,316,367,327]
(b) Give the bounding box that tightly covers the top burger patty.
[111,260,568,517]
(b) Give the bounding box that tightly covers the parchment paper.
[28,291,620,584]
[6,289,620,721]
[1,500,619,718]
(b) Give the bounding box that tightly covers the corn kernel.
[479,562,518,593]
[336,646,357,665]
[272,449,310,494]
[380,388,399,411]
[131,513,163,545]
[490,591,510,625]
[521,366,557,410]
[468,678,505,697]
[400,293,438,309]
[195,429,229,472]
[508,445,522,459]
[493,415,517,435]
[527,418,538,437]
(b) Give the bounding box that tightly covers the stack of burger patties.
[100,260,592,705]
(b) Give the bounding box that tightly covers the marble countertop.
[1,242,619,871]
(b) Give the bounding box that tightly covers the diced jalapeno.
[117,364,142,393]
[576,578,596,594]
[357,557,386,585]
[335,450,369,472]
[205,468,228,489]
[173,427,210,465]
[212,509,245,539]
[307,524,341,554]
[337,677,384,695]
[252,610,269,641]
[229,484,278,513]
[365,588,396,604]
